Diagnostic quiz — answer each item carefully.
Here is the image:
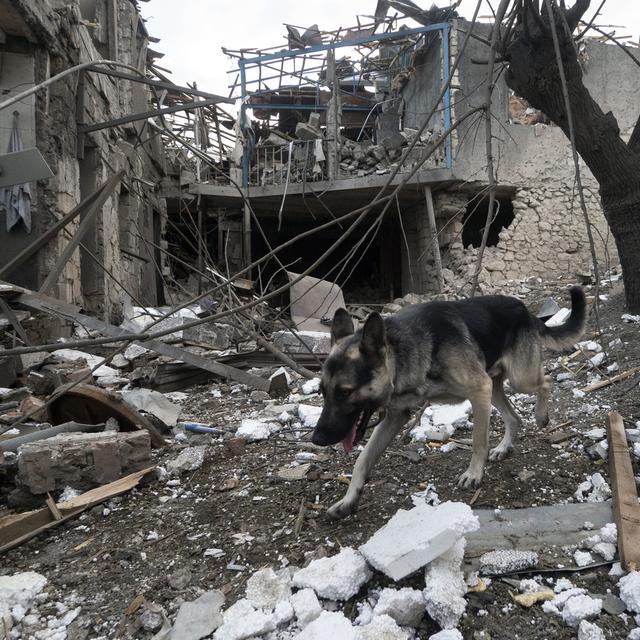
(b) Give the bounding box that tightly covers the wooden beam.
[607,411,640,571]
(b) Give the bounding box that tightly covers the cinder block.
[17,430,150,495]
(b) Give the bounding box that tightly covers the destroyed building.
[186,6,636,299]
[0,0,221,330]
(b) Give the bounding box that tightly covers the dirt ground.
[2,278,640,639]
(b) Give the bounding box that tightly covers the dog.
[310,287,586,519]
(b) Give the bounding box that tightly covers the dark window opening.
[462,195,515,249]
[252,214,402,304]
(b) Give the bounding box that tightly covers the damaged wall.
[0,0,169,326]
[395,21,635,294]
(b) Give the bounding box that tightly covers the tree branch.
[565,0,591,31]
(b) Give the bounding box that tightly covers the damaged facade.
[188,7,636,298]
[0,0,169,326]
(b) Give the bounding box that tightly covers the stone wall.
[0,0,169,331]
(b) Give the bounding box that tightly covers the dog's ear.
[331,308,355,344]
[360,312,386,360]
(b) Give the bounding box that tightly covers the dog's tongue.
[342,423,357,453]
[342,414,362,453]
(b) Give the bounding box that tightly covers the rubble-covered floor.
[1,278,640,639]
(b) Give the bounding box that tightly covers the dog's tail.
[538,286,587,350]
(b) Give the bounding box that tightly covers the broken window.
[118,186,133,254]
[508,92,550,126]
[462,195,515,249]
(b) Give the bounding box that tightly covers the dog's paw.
[327,498,357,520]
[536,414,550,429]
[489,442,513,461]
[457,468,483,489]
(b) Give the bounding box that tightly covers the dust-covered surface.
[1,277,640,639]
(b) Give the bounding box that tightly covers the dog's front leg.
[327,409,409,519]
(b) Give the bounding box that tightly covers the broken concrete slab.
[359,501,479,581]
[466,502,613,562]
[0,571,47,610]
[272,330,331,354]
[245,568,291,610]
[120,388,182,427]
[182,322,238,350]
[166,446,206,475]
[213,598,276,640]
[292,547,371,600]
[16,430,151,495]
[170,589,224,640]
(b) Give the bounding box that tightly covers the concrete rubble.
[359,501,479,580]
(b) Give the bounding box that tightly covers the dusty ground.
[2,277,640,639]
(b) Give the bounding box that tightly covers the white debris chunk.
[479,550,538,575]
[428,631,463,640]
[629,630,640,640]
[546,308,571,327]
[167,446,206,475]
[423,539,467,630]
[301,378,321,395]
[584,428,606,440]
[236,418,279,441]
[574,550,594,567]
[296,611,357,640]
[599,523,617,544]
[214,599,276,640]
[619,572,640,614]
[297,405,323,428]
[360,501,479,581]
[53,348,118,377]
[609,562,625,577]
[590,352,606,368]
[0,572,47,610]
[292,548,372,601]
[411,402,471,441]
[372,587,425,627]
[578,620,606,640]
[245,568,291,610]
[171,590,224,640]
[561,595,602,627]
[592,541,616,561]
[622,314,640,323]
[289,589,322,628]
[120,388,182,426]
[273,600,294,626]
[270,366,293,386]
[555,578,575,593]
[574,473,612,503]
[356,614,412,640]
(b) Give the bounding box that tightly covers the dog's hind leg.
[327,409,410,520]
[458,375,493,489]
[534,372,551,429]
[489,374,522,461]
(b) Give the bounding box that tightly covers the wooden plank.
[607,411,640,571]
[580,367,640,393]
[0,467,154,553]
[45,493,63,521]
[15,291,272,393]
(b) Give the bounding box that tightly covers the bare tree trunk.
[504,0,640,311]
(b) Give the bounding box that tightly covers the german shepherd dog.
[311,287,586,519]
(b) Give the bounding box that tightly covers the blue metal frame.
[237,20,454,188]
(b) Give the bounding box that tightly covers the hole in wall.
[462,195,515,249]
